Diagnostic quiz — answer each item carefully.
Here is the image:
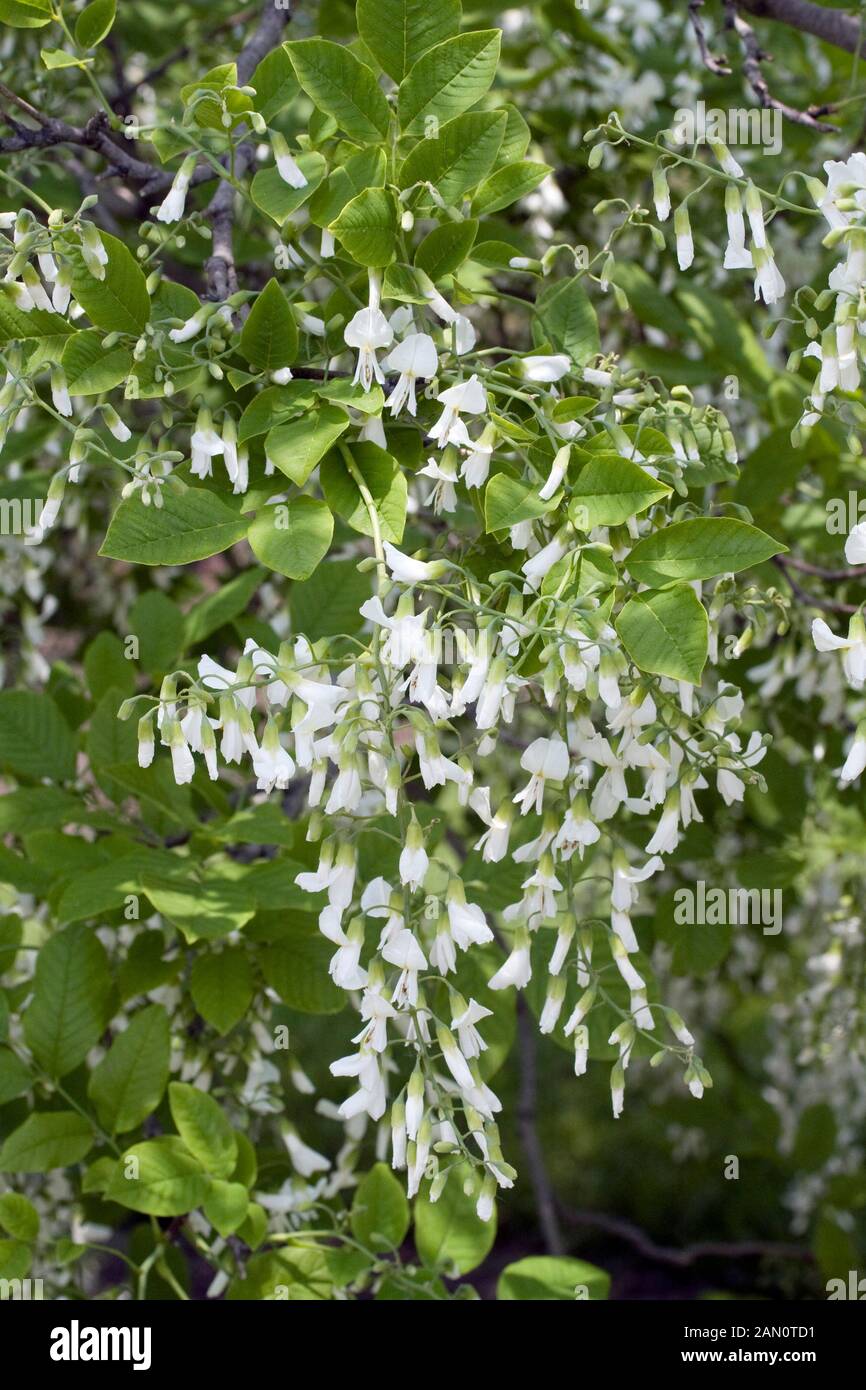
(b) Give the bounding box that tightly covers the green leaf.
[331,188,398,268]
[0,1193,39,1241]
[569,452,671,528]
[265,404,350,486]
[357,0,461,82]
[248,496,333,581]
[261,924,345,1014]
[251,46,299,123]
[320,441,407,543]
[615,582,709,685]
[399,110,506,203]
[240,278,298,372]
[23,925,113,1077]
[249,152,326,224]
[626,517,786,586]
[0,1113,93,1173]
[185,567,265,646]
[74,0,115,47]
[398,31,501,135]
[204,1179,249,1237]
[0,0,51,25]
[190,950,254,1034]
[290,556,372,640]
[84,631,135,703]
[41,46,91,68]
[0,286,73,344]
[238,382,317,443]
[0,787,80,836]
[414,1163,496,1274]
[497,1255,610,1301]
[0,1239,30,1279]
[533,275,599,365]
[143,876,256,943]
[285,38,391,142]
[106,1137,210,1216]
[100,487,249,566]
[129,589,185,673]
[0,1050,31,1106]
[350,1163,410,1252]
[471,160,551,215]
[61,329,131,395]
[87,1004,171,1135]
[414,218,477,280]
[484,473,551,531]
[66,230,150,335]
[0,691,76,781]
[168,1081,237,1179]
[308,148,387,228]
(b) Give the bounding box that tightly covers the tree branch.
[204,0,293,300]
[738,0,863,56]
[559,1204,814,1268]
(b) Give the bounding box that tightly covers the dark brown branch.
[727,2,836,130]
[560,1204,814,1268]
[688,0,733,74]
[772,555,859,612]
[739,0,863,57]
[204,0,293,300]
[516,996,565,1257]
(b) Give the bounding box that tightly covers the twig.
[559,1204,814,1267]
[688,0,733,74]
[739,0,862,57]
[773,555,858,612]
[516,996,565,1256]
[726,1,836,130]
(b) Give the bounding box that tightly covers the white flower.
[282,1125,329,1176]
[841,724,866,784]
[418,454,459,513]
[383,332,438,416]
[271,131,307,189]
[399,817,429,892]
[538,444,570,501]
[344,274,393,391]
[156,154,196,223]
[513,735,569,815]
[252,720,295,792]
[488,930,532,990]
[451,998,492,1059]
[644,793,680,856]
[383,541,444,585]
[752,244,786,306]
[674,203,693,270]
[845,521,866,565]
[428,374,487,448]
[521,528,569,590]
[812,614,866,688]
[518,354,571,382]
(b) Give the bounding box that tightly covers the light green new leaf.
[74,0,115,48]
[204,1180,249,1237]
[626,517,786,586]
[239,278,298,372]
[265,404,350,485]
[471,160,551,216]
[248,497,333,580]
[497,1255,610,1301]
[320,441,407,543]
[398,31,501,135]
[143,876,256,943]
[238,381,317,443]
[350,1163,410,1252]
[0,1193,39,1241]
[100,487,249,566]
[615,582,709,685]
[87,1004,171,1135]
[250,46,299,122]
[169,1081,237,1179]
[66,230,150,335]
[414,218,477,280]
[308,147,387,228]
[484,473,552,532]
[184,567,265,646]
[569,452,671,528]
[249,152,326,224]
[23,925,113,1077]
[61,330,132,395]
[0,0,52,27]
[0,1113,93,1173]
[285,38,390,142]
[331,187,398,268]
[357,0,461,82]
[399,110,506,202]
[106,1137,210,1216]
[414,1163,496,1274]
[0,691,76,781]
[532,275,599,365]
[190,950,254,1034]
